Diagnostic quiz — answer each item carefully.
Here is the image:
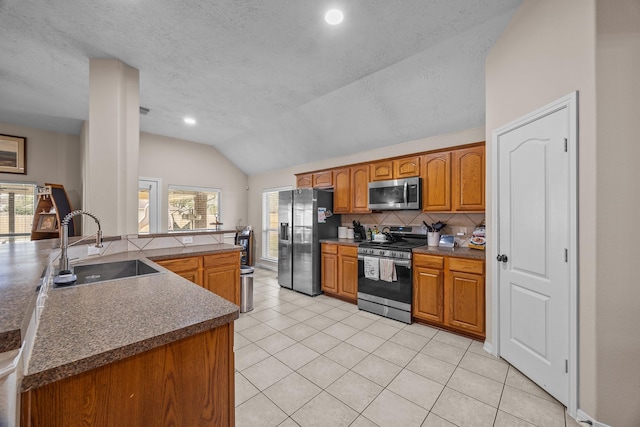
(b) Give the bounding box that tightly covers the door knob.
[496,254,508,263]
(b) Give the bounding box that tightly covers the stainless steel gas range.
[357,227,427,324]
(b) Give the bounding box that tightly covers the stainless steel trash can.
[240,266,254,313]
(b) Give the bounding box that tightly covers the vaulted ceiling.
[0,0,521,175]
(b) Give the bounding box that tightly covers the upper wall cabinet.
[312,170,334,189]
[333,167,351,213]
[296,173,312,189]
[394,156,421,179]
[370,156,421,181]
[370,160,394,181]
[422,152,451,211]
[452,146,485,211]
[296,171,333,189]
[350,165,370,213]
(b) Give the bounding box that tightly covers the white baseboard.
[482,341,493,355]
[255,262,277,271]
[576,409,612,427]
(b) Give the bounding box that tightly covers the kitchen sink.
[56,259,162,286]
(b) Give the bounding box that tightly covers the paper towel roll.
[338,227,347,238]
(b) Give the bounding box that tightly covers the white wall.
[0,123,82,211]
[485,1,640,425]
[594,1,640,425]
[248,127,485,267]
[138,132,248,233]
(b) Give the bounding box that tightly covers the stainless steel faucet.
[54,210,103,284]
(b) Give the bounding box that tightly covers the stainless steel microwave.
[368,177,421,210]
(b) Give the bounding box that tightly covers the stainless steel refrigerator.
[278,189,341,296]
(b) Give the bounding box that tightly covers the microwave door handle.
[403,181,408,207]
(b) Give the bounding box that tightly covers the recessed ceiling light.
[325,9,343,25]
[184,117,196,125]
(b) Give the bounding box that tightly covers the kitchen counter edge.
[320,239,486,260]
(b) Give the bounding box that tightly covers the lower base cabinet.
[321,243,358,303]
[155,256,203,286]
[203,252,241,306]
[413,254,485,339]
[154,251,241,306]
[21,323,235,427]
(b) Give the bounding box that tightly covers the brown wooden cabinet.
[351,165,370,213]
[333,167,351,213]
[413,254,445,324]
[338,245,358,300]
[445,258,485,336]
[321,243,357,303]
[422,152,451,211]
[296,173,312,189]
[412,253,485,339]
[312,170,334,189]
[394,156,421,178]
[154,251,241,305]
[452,145,485,211]
[203,252,241,306]
[370,156,421,181]
[155,256,203,286]
[21,323,235,427]
[321,243,338,294]
[370,160,394,181]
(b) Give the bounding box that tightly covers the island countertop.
[0,239,58,353]
[1,241,241,392]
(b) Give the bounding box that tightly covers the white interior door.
[497,106,570,405]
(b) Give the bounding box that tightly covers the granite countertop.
[319,238,361,247]
[0,239,58,353]
[412,246,486,260]
[7,243,241,392]
[320,238,486,260]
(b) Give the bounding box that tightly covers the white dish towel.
[379,258,397,282]
[364,256,379,281]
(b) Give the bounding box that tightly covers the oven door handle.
[358,255,411,268]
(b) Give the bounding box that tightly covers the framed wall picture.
[0,134,27,174]
[37,214,57,232]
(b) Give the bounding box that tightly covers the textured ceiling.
[0,0,521,175]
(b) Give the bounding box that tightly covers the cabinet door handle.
[496,254,508,263]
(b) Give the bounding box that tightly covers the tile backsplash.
[342,212,485,247]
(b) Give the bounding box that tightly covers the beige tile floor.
[235,268,580,427]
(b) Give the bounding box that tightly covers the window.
[0,182,36,243]
[262,187,288,262]
[168,185,220,231]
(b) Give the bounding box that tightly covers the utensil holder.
[427,232,440,247]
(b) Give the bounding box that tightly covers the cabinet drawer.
[322,243,338,254]
[413,254,444,269]
[338,245,357,257]
[448,257,484,275]
[203,251,240,268]
[155,256,200,273]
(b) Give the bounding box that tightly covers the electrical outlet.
[455,227,468,236]
[87,246,101,256]
[182,236,193,244]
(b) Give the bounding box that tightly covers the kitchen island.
[0,239,240,427]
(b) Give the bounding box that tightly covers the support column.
[84,59,139,236]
